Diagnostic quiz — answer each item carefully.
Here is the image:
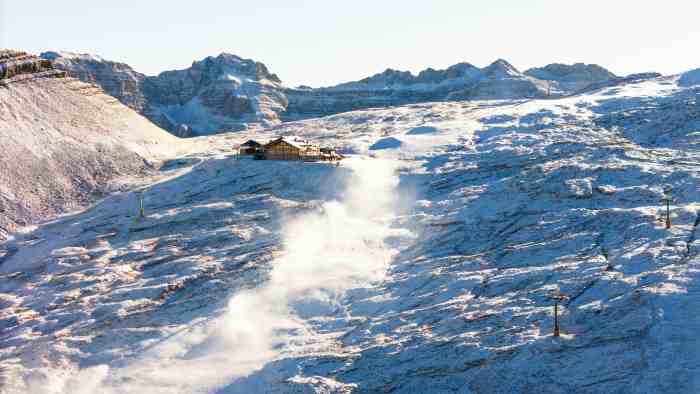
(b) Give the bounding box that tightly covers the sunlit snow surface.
[2,75,700,393]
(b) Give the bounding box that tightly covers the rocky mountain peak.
[446,61,479,73]
[415,62,480,84]
[344,62,485,88]
[483,59,521,78]
[524,62,616,83]
[359,68,415,86]
[523,62,617,94]
[190,53,281,84]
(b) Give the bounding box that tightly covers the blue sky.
[3,0,700,87]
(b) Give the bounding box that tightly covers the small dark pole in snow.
[661,185,674,229]
[137,191,145,219]
[554,302,560,337]
[547,292,568,338]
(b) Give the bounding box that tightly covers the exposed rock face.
[1,50,65,84]
[42,51,147,112]
[43,52,286,135]
[0,50,183,239]
[142,53,287,133]
[44,51,622,134]
[524,62,617,94]
[450,59,546,100]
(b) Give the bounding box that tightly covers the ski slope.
[2,73,700,393]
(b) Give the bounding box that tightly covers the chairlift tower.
[546,291,569,338]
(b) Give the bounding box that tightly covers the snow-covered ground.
[0,76,193,240]
[2,73,700,393]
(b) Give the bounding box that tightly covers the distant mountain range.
[42,51,649,136]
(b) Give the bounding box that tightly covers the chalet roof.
[240,139,262,147]
[265,136,311,150]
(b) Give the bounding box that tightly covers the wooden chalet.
[261,137,338,161]
[238,140,263,156]
[236,136,342,162]
[262,137,313,160]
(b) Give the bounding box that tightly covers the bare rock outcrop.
[42,51,147,112]
[0,50,65,85]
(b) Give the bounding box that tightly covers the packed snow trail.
[24,157,406,394]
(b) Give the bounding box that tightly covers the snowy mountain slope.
[238,75,700,393]
[0,56,187,240]
[2,72,700,393]
[0,153,400,393]
[44,51,620,134]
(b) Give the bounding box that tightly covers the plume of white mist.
[24,157,404,394]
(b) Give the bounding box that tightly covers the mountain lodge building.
[238,140,263,156]
[237,137,343,161]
